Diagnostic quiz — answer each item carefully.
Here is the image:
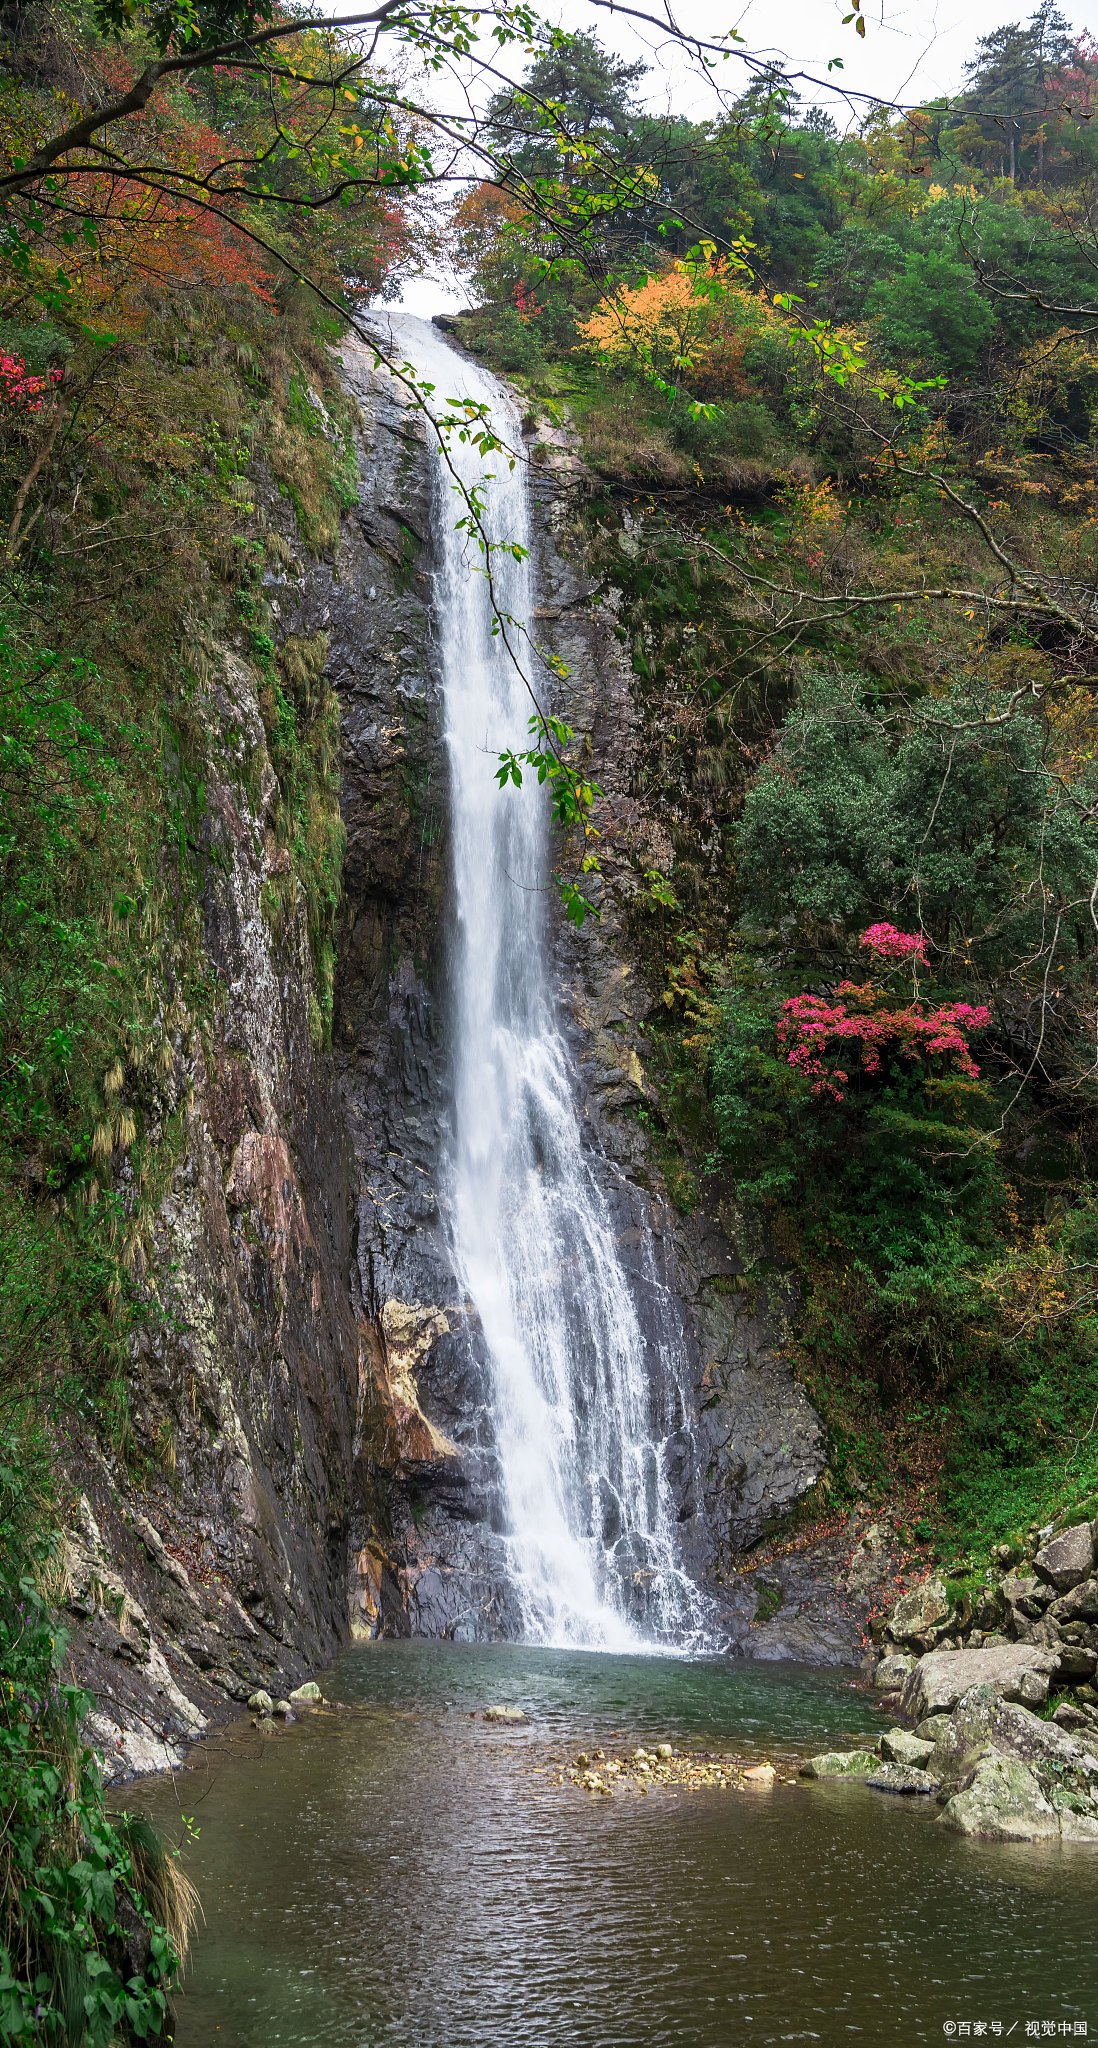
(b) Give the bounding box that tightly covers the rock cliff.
[328,329,852,1658]
[62,330,869,1777]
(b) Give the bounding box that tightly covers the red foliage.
[0,354,62,411]
[513,279,542,322]
[778,929,990,1101]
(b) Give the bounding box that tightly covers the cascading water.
[380,313,708,1650]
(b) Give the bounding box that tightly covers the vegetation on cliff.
[0,0,411,2028]
[452,13,1098,1566]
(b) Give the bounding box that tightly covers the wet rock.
[248,1689,274,1716]
[1035,1522,1096,1593]
[800,1751,877,1779]
[900,1644,1057,1721]
[865,1763,937,1796]
[941,1750,1060,1841]
[874,1653,916,1691]
[484,1705,527,1724]
[272,1700,295,1720]
[888,1575,950,1648]
[880,1728,935,1769]
[742,1762,777,1785]
[289,1681,323,1705]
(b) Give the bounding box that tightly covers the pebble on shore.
[559,1745,790,1795]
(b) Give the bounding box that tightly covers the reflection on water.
[135,1643,1098,2048]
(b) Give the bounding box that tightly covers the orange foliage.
[71,178,277,312]
[451,181,531,295]
[579,261,780,396]
[1,40,411,328]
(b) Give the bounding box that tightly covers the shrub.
[0,1519,189,2044]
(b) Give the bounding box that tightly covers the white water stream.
[380,315,706,1649]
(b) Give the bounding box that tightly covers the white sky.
[385,0,1098,312]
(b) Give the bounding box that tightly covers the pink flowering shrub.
[860,922,927,964]
[777,930,990,1102]
[0,353,62,413]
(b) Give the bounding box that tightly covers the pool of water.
[135,1642,1098,2047]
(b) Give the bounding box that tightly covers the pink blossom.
[777,983,991,1101]
[860,922,927,963]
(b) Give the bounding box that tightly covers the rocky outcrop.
[60,321,884,1767]
[824,1514,1098,1843]
[61,612,361,1779]
[901,1644,1058,1719]
[871,1516,1098,1720]
[801,1678,1098,1843]
[323,327,884,1659]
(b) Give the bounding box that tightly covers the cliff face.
[62,588,362,1781]
[327,333,859,1661]
[63,332,865,1775]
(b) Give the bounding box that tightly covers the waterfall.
[380,314,707,1651]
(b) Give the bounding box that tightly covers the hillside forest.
[4,0,1098,2033]
[452,6,1098,1565]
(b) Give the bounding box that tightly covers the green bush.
[0,1495,191,2044]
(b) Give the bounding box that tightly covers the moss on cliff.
[0,220,362,2040]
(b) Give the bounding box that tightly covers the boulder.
[1035,1522,1096,1593]
[972,1587,1005,1632]
[484,1705,527,1724]
[865,1763,937,1796]
[941,1749,1059,1842]
[1050,1577,1098,1624]
[288,1681,323,1705]
[1055,1644,1097,1681]
[800,1750,877,1779]
[880,1728,936,1769]
[1051,1790,1098,1842]
[931,1685,999,1790]
[273,1700,295,1720]
[247,1689,274,1715]
[933,1684,1098,1795]
[992,1697,1098,1781]
[874,1653,916,1691]
[915,1713,953,1745]
[900,1644,1057,1722]
[888,1575,951,1648]
[1052,1702,1093,1732]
